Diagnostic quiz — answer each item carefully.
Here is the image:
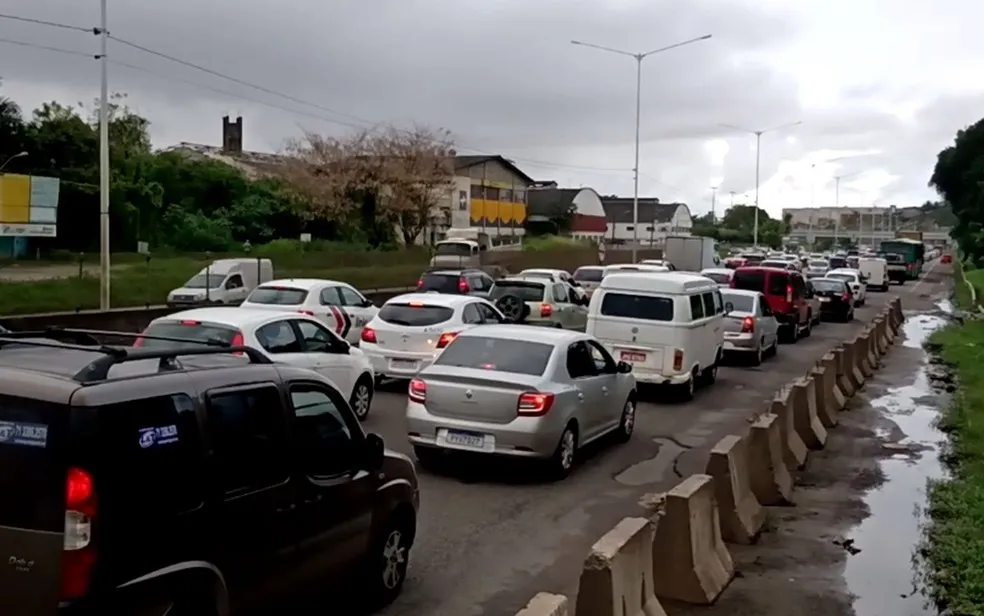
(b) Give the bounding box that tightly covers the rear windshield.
[721,292,754,313]
[435,242,473,256]
[138,321,239,349]
[520,271,554,280]
[813,279,846,292]
[600,292,674,321]
[419,273,461,293]
[829,257,848,269]
[760,260,788,269]
[489,281,545,302]
[734,270,787,296]
[378,303,454,327]
[574,267,604,282]
[884,254,903,263]
[742,254,765,265]
[0,395,65,531]
[436,336,554,376]
[247,286,308,305]
[702,272,731,285]
[827,273,855,283]
[809,261,827,268]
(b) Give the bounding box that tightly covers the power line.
[0,12,92,33]
[0,36,94,58]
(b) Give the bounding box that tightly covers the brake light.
[297,310,315,316]
[416,278,424,289]
[179,320,200,326]
[133,334,145,348]
[540,304,553,317]
[842,292,851,302]
[61,467,96,600]
[408,378,427,403]
[361,327,377,344]
[517,392,555,416]
[230,330,244,356]
[458,277,470,293]
[673,349,684,372]
[741,316,755,333]
[436,332,457,348]
[786,284,793,303]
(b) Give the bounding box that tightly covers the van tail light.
[540,304,553,317]
[436,332,457,349]
[361,327,377,344]
[741,316,755,333]
[230,330,244,356]
[673,349,684,372]
[416,278,424,289]
[517,392,555,416]
[408,378,427,403]
[786,284,793,303]
[458,277,470,293]
[297,310,315,316]
[61,467,96,600]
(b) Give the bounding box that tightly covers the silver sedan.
[405,325,637,478]
[720,288,780,366]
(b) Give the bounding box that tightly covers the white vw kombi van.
[586,272,724,400]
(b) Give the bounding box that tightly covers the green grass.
[923,318,984,615]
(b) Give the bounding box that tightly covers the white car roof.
[153,307,305,328]
[700,268,733,276]
[500,276,549,286]
[255,278,347,290]
[600,271,718,294]
[720,288,760,299]
[827,268,860,276]
[384,292,481,308]
[519,268,566,276]
[455,323,585,345]
[574,265,604,271]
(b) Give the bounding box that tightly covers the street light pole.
[97,0,111,310]
[572,34,713,262]
[710,185,719,223]
[0,151,28,172]
[832,169,864,246]
[718,120,802,249]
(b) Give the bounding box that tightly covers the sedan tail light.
[230,330,244,357]
[786,284,793,303]
[517,392,554,416]
[408,379,427,403]
[416,278,424,289]
[540,304,553,317]
[435,332,457,349]
[741,316,755,333]
[458,277,470,293]
[842,292,851,302]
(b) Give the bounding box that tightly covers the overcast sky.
[1,0,981,218]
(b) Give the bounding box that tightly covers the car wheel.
[752,341,764,366]
[771,336,780,357]
[678,370,697,401]
[702,356,719,384]
[615,397,636,443]
[802,318,812,338]
[350,377,373,421]
[362,514,413,608]
[549,424,578,479]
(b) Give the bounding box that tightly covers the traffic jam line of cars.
[0,255,894,614]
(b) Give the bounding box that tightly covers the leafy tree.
[930,118,984,261]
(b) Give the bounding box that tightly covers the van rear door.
[0,393,70,616]
[589,291,678,374]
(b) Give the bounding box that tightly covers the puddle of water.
[844,306,950,616]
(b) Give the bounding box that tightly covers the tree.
[930,118,984,261]
[280,124,455,245]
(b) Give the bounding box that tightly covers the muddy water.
[844,304,951,616]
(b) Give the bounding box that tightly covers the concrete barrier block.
[858,332,876,377]
[517,593,570,616]
[705,435,765,544]
[770,388,807,470]
[874,316,890,354]
[848,338,866,389]
[867,325,882,363]
[747,413,793,505]
[832,346,856,399]
[651,475,735,605]
[810,365,838,428]
[882,307,898,343]
[790,377,827,449]
[576,517,666,616]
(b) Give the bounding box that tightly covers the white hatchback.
[825,269,867,306]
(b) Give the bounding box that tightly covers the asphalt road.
[358,263,949,616]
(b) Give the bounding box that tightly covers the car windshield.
[434,242,473,256]
[599,292,674,321]
[137,321,239,349]
[742,254,765,264]
[702,272,731,285]
[813,279,846,292]
[809,261,827,268]
[573,267,603,282]
[732,269,766,293]
[246,286,308,305]
[489,282,546,302]
[721,292,755,313]
[378,303,454,327]
[183,273,225,289]
[436,336,554,376]
[519,271,555,281]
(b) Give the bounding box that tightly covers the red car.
[731,266,813,342]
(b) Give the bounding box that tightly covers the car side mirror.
[363,433,385,471]
[617,361,633,374]
[362,299,374,308]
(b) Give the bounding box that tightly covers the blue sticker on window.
[0,421,49,448]
[138,425,179,449]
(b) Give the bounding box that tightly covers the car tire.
[677,370,697,401]
[361,512,414,609]
[802,318,812,338]
[350,376,374,421]
[702,354,720,384]
[549,424,578,479]
[752,341,764,366]
[615,397,636,443]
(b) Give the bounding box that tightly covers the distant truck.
[895,230,924,242]
[428,228,521,270]
[167,258,273,307]
[662,235,720,272]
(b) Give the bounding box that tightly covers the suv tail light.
[786,284,793,303]
[61,467,96,600]
[741,316,755,333]
[458,277,470,293]
[361,326,377,344]
[673,349,684,372]
[436,332,457,349]
[540,304,553,317]
[517,392,554,416]
[408,378,427,403]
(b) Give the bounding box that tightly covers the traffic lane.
[357,289,905,616]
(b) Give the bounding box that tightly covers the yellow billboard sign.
[0,174,60,237]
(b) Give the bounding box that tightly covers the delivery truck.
[662,235,720,272]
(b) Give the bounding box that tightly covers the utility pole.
[97,0,111,310]
[710,185,719,223]
[729,191,736,208]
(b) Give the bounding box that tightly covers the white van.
[586,272,725,400]
[167,258,274,307]
[858,257,889,291]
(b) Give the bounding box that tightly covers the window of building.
[485,187,500,200]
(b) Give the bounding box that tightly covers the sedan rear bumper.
[406,402,562,458]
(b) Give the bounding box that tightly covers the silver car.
[488,277,588,330]
[572,265,605,296]
[720,289,780,366]
[805,259,829,278]
[406,325,637,478]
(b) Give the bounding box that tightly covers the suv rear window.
[436,337,554,376]
[378,303,454,327]
[574,267,603,282]
[419,273,462,293]
[733,269,766,293]
[489,281,545,302]
[138,321,240,349]
[829,257,848,269]
[0,395,65,531]
[247,286,309,305]
[600,292,674,321]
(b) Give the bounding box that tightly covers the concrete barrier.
[866,325,882,363]
[882,307,897,343]
[857,332,876,377]
[576,516,664,616]
[847,337,867,387]
[809,363,839,428]
[769,387,807,470]
[821,351,847,411]
[832,345,857,399]
[517,593,570,616]
[789,377,827,450]
[875,315,891,354]
[705,435,765,544]
[746,413,794,505]
[651,474,735,604]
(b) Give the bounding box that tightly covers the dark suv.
[416,268,495,297]
[0,329,419,616]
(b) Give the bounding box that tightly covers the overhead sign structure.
[0,174,60,237]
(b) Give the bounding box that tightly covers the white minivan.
[858,257,889,292]
[167,258,274,307]
[586,272,724,400]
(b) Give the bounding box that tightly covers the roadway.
[354,264,949,616]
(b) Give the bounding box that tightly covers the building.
[166,116,283,179]
[600,197,692,245]
[782,206,952,246]
[435,155,535,237]
[526,187,607,240]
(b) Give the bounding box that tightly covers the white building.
[600,198,692,245]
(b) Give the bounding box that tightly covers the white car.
[517,268,588,300]
[639,259,675,269]
[360,293,508,380]
[699,267,734,287]
[825,269,867,306]
[136,308,377,419]
[240,278,378,345]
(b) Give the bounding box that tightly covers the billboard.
[0,174,60,237]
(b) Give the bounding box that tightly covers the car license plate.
[390,358,419,370]
[441,429,490,450]
[819,297,830,302]
[620,351,647,362]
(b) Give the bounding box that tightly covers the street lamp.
[0,151,28,172]
[718,121,802,248]
[710,185,720,223]
[572,34,713,261]
[833,169,865,244]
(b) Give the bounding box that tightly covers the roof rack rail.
[0,329,103,346]
[28,327,231,347]
[72,346,273,383]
